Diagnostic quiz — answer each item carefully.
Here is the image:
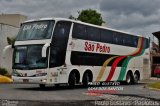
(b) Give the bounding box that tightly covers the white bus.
[3,18,150,88]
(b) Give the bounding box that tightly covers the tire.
[133,73,139,84]
[39,84,46,89]
[68,72,76,89]
[126,72,133,84]
[55,84,60,88]
[82,72,90,87]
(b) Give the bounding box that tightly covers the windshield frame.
[16,20,55,41]
[13,44,49,70]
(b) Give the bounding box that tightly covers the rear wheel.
[82,72,90,87]
[133,73,139,84]
[68,72,76,89]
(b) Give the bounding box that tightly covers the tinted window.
[123,34,132,47]
[122,34,138,47]
[72,23,87,39]
[73,23,139,48]
[16,21,54,41]
[49,47,66,68]
[71,51,101,66]
[71,51,120,66]
[131,36,138,47]
[100,29,113,43]
[52,21,71,49]
[50,21,71,67]
[13,45,48,70]
[113,33,123,45]
[145,38,150,49]
[87,26,100,41]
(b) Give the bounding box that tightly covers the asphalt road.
[0,82,159,106]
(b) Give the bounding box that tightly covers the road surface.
[0,82,159,106]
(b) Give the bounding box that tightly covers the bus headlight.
[41,79,47,83]
[12,69,20,76]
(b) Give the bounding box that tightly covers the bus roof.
[24,17,147,39]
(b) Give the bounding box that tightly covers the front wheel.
[126,72,133,84]
[68,73,76,89]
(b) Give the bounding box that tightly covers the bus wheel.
[134,73,139,84]
[82,72,89,87]
[126,72,133,84]
[55,84,60,88]
[69,72,76,89]
[39,84,46,89]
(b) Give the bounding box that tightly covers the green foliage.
[68,15,77,20]
[77,9,105,26]
[7,37,16,45]
[0,67,8,75]
[147,82,160,89]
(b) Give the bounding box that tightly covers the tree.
[77,9,105,26]
[68,15,77,20]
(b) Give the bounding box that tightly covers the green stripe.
[117,56,131,81]
[117,39,146,81]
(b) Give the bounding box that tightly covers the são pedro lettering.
[84,41,110,53]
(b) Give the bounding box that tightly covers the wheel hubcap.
[127,75,131,83]
[134,74,138,82]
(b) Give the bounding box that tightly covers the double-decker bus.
[3,18,150,88]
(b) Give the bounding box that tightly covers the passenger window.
[72,23,87,39]
[113,33,122,45]
[145,38,150,49]
[132,36,138,47]
[101,29,113,43]
[124,34,132,47]
[113,33,123,45]
[50,21,71,68]
[52,21,71,49]
[87,26,100,41]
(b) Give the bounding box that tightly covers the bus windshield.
[13,45,48,70]
[16,21,54,41]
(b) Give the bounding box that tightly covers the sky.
[0,0,160,38]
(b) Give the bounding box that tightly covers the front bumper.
[12,76,48,84]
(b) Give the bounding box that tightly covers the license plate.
[23,79,29,83]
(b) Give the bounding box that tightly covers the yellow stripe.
[128,37,142,55]
[96,56,118,81]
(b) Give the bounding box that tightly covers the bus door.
[50,21,71,83]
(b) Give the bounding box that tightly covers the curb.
[150,77,160,80]
[144,83,160,91]
[0,75,13,83]
[147,87,160,91]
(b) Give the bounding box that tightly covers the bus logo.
[84,41,110,53]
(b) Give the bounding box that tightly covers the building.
[151,31,160,77]
[0,14,27,74]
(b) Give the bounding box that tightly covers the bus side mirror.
[12,44,15,48]
[42,43,50,58]
[2,45,12,59]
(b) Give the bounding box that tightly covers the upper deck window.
[16,20,54,41]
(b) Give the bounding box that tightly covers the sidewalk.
[150,77,160,80]
[139,77,160,84]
